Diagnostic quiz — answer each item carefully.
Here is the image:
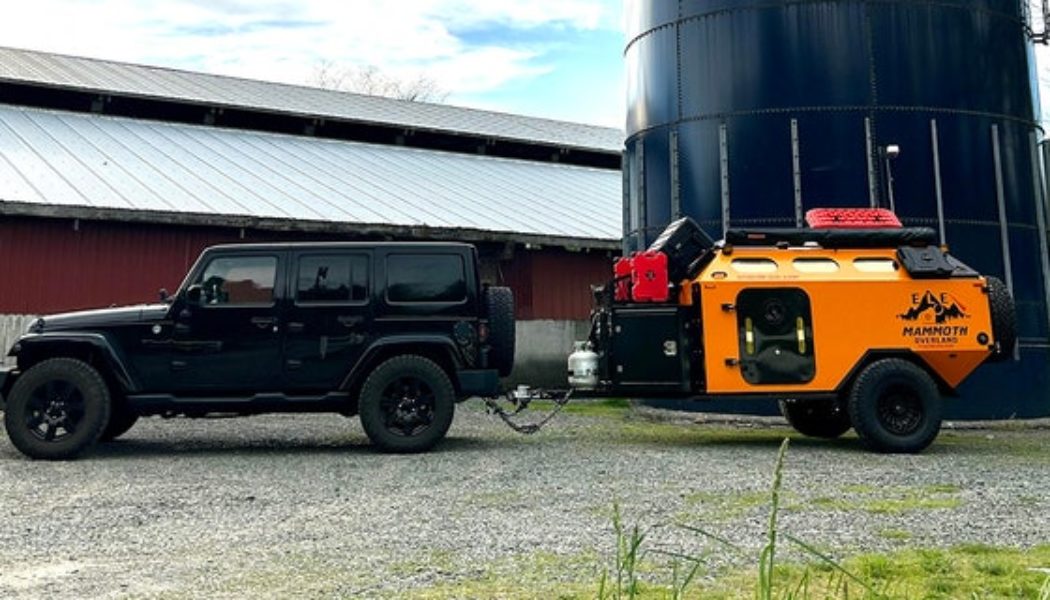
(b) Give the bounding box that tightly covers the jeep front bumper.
[0,365,14,409]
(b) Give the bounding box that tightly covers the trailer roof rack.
[725,227,937,249]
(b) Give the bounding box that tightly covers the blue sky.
[1,1,1047,131]
[0,0,627,128]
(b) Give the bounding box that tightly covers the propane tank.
[568,341,599,390]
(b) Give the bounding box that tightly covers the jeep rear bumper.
[457,369,501,398]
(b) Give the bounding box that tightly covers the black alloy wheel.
[4,358,111,460]
[875,384,924,437]
[847,358,942,454]
[25,380,86,443]
[358,355,455,453]
[379,376,437,437]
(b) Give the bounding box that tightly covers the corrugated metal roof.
[0,46,624,154]
[0,105,622,243]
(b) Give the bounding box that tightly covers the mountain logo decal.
[899,291,970,346]
[899,291,969,324]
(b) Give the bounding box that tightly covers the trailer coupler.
[481,386,574,434]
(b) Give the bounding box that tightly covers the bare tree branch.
[307,61,449,103]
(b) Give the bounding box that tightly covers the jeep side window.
[197,256,277,305]
[386,254,467,303]
[297,255,368,304]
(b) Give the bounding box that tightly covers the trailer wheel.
[778,399,852,439]
[358,355,455,453]
[985,276,1016,362]
[484,286,516,377]
[847,359,942,454]
[3,358,111,460]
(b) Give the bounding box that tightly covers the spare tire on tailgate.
[986,276,1016,362]
[484,286,515,377]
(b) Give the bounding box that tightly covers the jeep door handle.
[337,316,363,329]
[286,322,305,333]
[251,316,277,330]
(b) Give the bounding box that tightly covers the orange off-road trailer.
[567,210,1016,453]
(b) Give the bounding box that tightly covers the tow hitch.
[482,385,574,434]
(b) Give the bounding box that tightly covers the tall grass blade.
[782,533,875,594]
[759,438,791,600]
[677,523,747,554]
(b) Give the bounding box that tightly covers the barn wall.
[0,216,613,318]
[497,247,612,321]
[0,216,242,314]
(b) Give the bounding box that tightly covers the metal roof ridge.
[0,45,624,143]
[0,199,622,250]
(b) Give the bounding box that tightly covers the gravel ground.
[0,402,1048,598]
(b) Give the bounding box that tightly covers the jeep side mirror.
[185,284,203,305]
[159,288,170,303]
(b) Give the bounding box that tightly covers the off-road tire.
[778,399,852,439]
[100,406,139,442]
[484,286,516,377]
[986,276,1017,363]
[4,358,111,460]
[847,358,942,454]
[358,355,455,453]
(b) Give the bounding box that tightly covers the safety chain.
[482,389,574,435]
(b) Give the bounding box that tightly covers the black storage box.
[648,217,715,283]
[606,305,693,393]
[897,245,955,279]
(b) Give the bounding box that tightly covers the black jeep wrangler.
[0,242,515,460]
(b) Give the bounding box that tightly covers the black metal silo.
[625,0,1050,417]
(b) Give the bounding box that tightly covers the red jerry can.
[631,251,669,302]
[613,256,633,302]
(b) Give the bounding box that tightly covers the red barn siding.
[0,217,240,314]
[499,248,612,320]
[0,216,616,320]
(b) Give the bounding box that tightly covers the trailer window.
[731,259,778,274]
[793,258,839,273]
[853,258,897,273]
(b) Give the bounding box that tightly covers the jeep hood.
[34,304,170,332]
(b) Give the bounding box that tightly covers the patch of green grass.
[617,421,802,446]
[388,549,457,578]
[937,429,1050,463]
[808,484,961,515]
[695,545,1050,599]
[682,489,777,522]
[877,528,913,542]
[401,548,607,599]
[464,489,524,509]
[921,483,961,494]
[528,397,632,418]
[1020,495,1041,507]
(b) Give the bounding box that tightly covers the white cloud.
[0,0,617,96]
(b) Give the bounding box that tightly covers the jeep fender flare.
[11,333,138,393]
[340,336,465,393]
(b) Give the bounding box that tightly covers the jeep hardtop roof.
[201,241,476,252]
